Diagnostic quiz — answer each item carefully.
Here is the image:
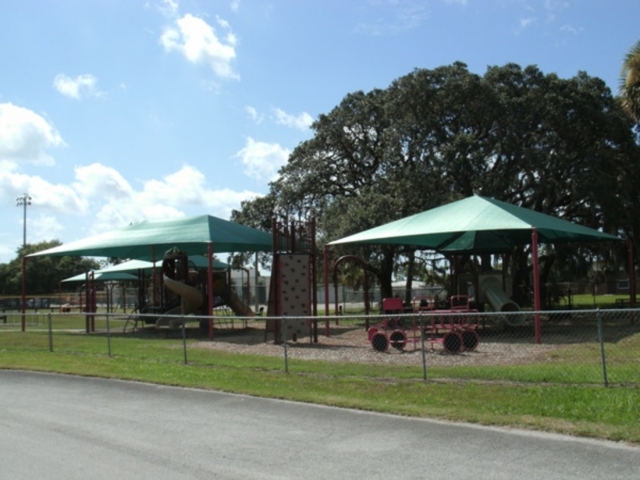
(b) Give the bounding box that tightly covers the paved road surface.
[1,370,638,479]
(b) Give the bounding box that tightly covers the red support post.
[532,229,541,344]
[323,245,330,337]
[208,242,214,341]
[21,255,26,332]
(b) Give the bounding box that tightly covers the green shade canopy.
[29,215,273,260]
[96,259,157,274]
[329,195,621,252]
[61,271,139,283]
[63,255,229,289]
[188,256,230,270]
[97,257,230,275]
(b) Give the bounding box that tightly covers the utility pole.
[16,193,32,249]
[16,192,31,333]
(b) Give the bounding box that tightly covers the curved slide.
[479,276,523,326]
[227,290,255,317]
[157,275,204,328]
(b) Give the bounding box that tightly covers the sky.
[0,0,638,264]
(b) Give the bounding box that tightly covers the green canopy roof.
[96,259,156,274]
[97,257,229,274]
[188,256,230,270]
[29,215,273,260]
[329,196,621,252]
[61,271,139,283]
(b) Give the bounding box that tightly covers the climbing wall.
[278,254,311,338]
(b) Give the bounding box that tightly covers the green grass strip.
[1,330,639,445]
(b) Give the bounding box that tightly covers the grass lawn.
[570,293,636,309]
[1,322,639,445]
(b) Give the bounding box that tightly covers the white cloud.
[521,17,535,28]
[160,13,239,80]
[159,0,179,18]
[73,163,134,200]
[544,0,569,22]
[230,0,240,12]
[0,160,263,261]
[560,24,584,34]
[53,74,103,99]
[0,160,88,214]
[31,214,64,241]
[356,2,430,36]
[0,103,65,165]
[272,108,313,130]
[85,164,261,232]
[235,137,290,182]
[141,165,212,206]
[245,105,263,124]
[514,16,536,34]
[90,199,185,233]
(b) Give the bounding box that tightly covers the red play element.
[368,295,480,354]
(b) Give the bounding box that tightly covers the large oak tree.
[233,62,639,305]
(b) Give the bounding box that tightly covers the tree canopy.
[0,241,100,295]
[233,62,640,303]
[620,39,640,123]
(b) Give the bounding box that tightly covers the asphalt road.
[1,370,638,479]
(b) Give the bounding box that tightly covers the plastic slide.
[156,275,204,328]
[227,289,255,317]
[479,276,523,326]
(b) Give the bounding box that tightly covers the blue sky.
[0,0,638,263]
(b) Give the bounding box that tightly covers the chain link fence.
[1,308,638,387]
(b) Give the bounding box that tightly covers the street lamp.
[16,193,32,249]
[16,192,32,333]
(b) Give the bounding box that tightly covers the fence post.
[419,314,427,382]
[283,316,289,374]
[181,316,188,365]
[596,309,609,387]
[48,313,53,353]
[106,313,112,357]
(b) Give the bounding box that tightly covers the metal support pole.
[597,310,609,387]
[254,252,260,314]
[21,255,27,332]
[16,193,31,249]
[182,316,188,365]
[532,229,541,344]
[17,194,31,333]
[420,314,427,382]
[48,313,53,352]
[106,313,112,357]
[283,316,289,374]
[323,245,330,336]
[208,243,214,341]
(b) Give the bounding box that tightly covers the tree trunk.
[377,248,395,304]
[404,251,415,304]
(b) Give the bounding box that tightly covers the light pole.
[16,192,31,333]
[16,193,32,249]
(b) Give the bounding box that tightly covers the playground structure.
[154,248,205,329]
[367,295,480,353]
[361,258,519,353]
[126,249,256,331]
[455,267,523,325]
[265,217,318,343]
[66,218,319,339]
[155,249,255,328]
